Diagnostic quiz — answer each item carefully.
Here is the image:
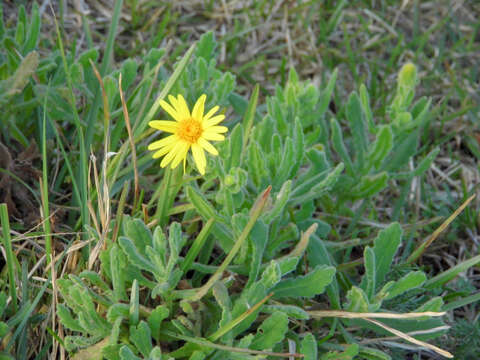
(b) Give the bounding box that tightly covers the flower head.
[148,94,227,175]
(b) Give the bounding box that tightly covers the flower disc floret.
[148,94,227,175]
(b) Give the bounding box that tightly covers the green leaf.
[15,9,25,45]
[195,31,217,60]
[330,118,354,175]
[149,347,162,360]
[368,125,393,169]
[358,346,391,360]
[130,321,152,358]
[119,345,142,360]
[292,117,305,173]
[246,220,269,287]
[274,137,295,187]
[106,304,129,323]
[411,147,439,177]
[118,237,157,275]
[383,130,418,172]
[123,216,153,255]
[167,222,185,265]
[384,271,426,300]
[307,235,341,309]
[0,292,6,317]
[212,281,232,332]
[300,333,317,360]
[120,59,138,91]
[275,257,299,277]
[71,337,110,360]
[263,180,292,224]
[110,244,127,302]
[23,2,40,53]
[363,246,376,300]
[360,84,375,133]
[148,305,169,342]
[321,344,359,360]
[57,304,83,332]
[318,68,338,118]
[351,172,389,199]
[259,261,282,290]
[346,92,368,168]
[247,141,268,188]
[291,163,344,204]
[263,304,309,320]
[273,265,335,298]
[226,124,243,171]
[345,286,369,312]
[130,280,139,326]
[186,186,219,221]
[371,223,402,285]
[307,162,344,199]
[242,84,259,150]
[250,312,288,350]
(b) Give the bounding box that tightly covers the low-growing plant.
[0,3,479,360]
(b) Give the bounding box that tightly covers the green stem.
[0,204,17,312]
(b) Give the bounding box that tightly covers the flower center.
[178,118,203,143]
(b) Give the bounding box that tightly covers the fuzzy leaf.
[57,304,83,332]
[345,286,369,313]
[123,216,152,255]
[263,180,292,224]
[273,265,335,298]
[148,305,169,342]
[368,125,393,169]
[300,332,317,360]
[364,246,376,300]
[263,304,309,320]
[119,346,141,360]
[384,271,426,300]
[351,172,389,199]
[358,346,391,360]
[346,92,368,167]
[384,131,418,172]
[330,118,354,175]
[250,312,288,350]
[226,123,243,171]
[118,237,157,275]
[372,223,402,285]
[318,68,338,118]
[129,321,152,358]
[411,147,439,177]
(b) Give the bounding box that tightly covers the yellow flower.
[148,94,228,175]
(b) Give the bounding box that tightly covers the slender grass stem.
[0,204,17,313]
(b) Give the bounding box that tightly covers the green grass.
[0,1,479,359]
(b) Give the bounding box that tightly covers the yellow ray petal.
[198,138,219,155]
[171,142,189,169]
[192,94,207,121]
[152,142,176,159]
[148,135,177,150]
[203,105,219,122]
[191,143,206,175]
[160,141,183,168]
[201,132,225,141]
[160,99,181,121]
[176,94,191,118]
[168,94,179,110]
[148,120,178,133]
[203,114,225,128]
[204,125,228,134]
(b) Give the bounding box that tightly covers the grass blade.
[0,204,17,313]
